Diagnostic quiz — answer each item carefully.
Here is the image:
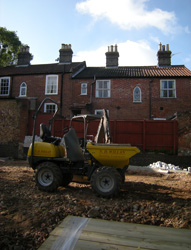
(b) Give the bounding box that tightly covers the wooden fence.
[53,119,178,154]
[27,113,178,154]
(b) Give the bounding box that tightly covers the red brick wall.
[8,73,191,121]
[68,78,151,120]
[63,77,191,120]
[11,74,62,108]
[150,78,191,119]
[61,74,74,118]
[177,110,191,155]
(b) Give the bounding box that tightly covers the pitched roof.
[1,63,190,79]
[72,65,191,79]
[0,62,85,76]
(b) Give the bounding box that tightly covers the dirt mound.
[0,162,191,249]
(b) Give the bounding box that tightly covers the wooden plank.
[40,234,149,250]
[75,239,149,250]
[40,235,149,250]
[84,219,191,242]
[78,231,190,250]
[38,216,191,250]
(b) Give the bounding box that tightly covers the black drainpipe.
[90,75,96,114]
[60,72,64,116]
[149,79,153,120]
[10,76,14,98]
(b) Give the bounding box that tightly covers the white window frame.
[45,75,58,95]
[133,86,142,103]
[96,80,111,98]
[0,77,10,96]
[44,103,58,113]
[19,82,27,97]
[81,83,87,95]
[160,79,176,98]
[95,109,109,116]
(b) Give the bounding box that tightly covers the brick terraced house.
[71,43,191,120]
[0,44,85,157]
[0,44,86,116]
[0,43,191,157]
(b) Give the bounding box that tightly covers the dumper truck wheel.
[35,162,63,192]
[62,173,73,187]
[90,166,122,198]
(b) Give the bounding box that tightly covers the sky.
[0,0,191,69]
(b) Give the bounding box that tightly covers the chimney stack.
[59,44,73,64]
[17,46,32,66]
[157,43,171,67]
[105,44,119,68]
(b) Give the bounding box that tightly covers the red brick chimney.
[59,44,73,64]
[17,46,32,66]
[157,43,172,67]
[105,44,119,68]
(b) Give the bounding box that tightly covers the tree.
[0,27,22,67]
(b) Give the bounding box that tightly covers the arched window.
[133,86,141,102]
[19,82,27,97]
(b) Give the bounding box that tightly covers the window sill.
[95,97,111,99]
[160,97,177,99]
[133,101,142,103]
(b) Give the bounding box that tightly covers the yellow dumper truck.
[28,98,140,197]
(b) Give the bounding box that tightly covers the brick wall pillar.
[0,99,30,159]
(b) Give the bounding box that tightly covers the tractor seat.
[64,128,85,162]
[40,123,61,145]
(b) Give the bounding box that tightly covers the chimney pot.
[158,42,162,51]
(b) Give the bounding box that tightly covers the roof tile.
[73,65,191,79]
[1,63,191,78]
[0,62,84,76]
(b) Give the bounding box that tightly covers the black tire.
[35,162,63,192]
[90,166,122,198]
[118,169,125,183]
[62,173,73,187]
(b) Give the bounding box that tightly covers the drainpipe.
[90,75,96,114]
[10,76,14,98]
[149,80,153,120]
[60,73,64,116]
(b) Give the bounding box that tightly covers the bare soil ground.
[0,161,191,249]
